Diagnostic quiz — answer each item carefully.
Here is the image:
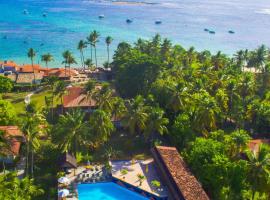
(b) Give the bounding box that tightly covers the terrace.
[111,159,168,199]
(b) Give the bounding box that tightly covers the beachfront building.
[0,126,24,164]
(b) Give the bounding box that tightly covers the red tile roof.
[0,60,19,68]
[153,146,209,200]
[47,68,78,78]
[0,126,24,156]
[63,86,97,108]
[18,64,42,73]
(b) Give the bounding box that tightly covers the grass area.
[2,89,61,117]
[2,92,28,116]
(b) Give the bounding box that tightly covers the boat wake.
[256,8,270,15]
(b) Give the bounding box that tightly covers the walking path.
[24,87,43,105]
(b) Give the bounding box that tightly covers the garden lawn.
[2,89,61,117]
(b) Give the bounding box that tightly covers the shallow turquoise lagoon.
[0,0,270,66]
[77,182,148,200]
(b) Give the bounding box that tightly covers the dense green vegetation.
[112,35,270,199]
[0,33,269,199]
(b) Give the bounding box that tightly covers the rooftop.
[63,86,97,108]
[0,126,24,155]
[152,146,209,200]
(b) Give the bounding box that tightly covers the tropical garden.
[0,32,269,199]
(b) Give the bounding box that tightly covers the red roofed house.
[151,146,209,200]
[62,86,97,112]
[0,126,24,164]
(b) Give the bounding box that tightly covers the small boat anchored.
[155,20,162,24]
[209,30,215,34]
[99,15,105,19]
[126,19,133,23]
[43,13,47,17]
[23,9,29,15]
[228,30,235,34]
[204,28,209,32]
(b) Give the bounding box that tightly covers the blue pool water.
[0,0,270,66]
[77,182,148,200]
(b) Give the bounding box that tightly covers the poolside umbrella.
[58,189,69,198]
[58,177,70,184]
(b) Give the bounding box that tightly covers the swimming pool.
[77,182,149,200]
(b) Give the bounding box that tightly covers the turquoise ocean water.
[0,0,270,67]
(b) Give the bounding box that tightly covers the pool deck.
[111,159,168,198]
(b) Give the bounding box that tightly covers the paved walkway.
[111,159,168,197]
[24,87,43,105]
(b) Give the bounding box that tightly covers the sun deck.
[111,159,168,198]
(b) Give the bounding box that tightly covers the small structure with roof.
[59,152,77,172]
[0,126,24,164]
[151,146,209,200]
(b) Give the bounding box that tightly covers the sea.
[0,0,270,67]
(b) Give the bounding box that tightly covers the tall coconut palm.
[27,48,36,84]
[53,109,89,155]
[62,50,77,77]
[234,50,245,71]
[105,36,113,64]
[123,96,148,135]
[77,40,87,70]
[84,58,94,71]
[246,144,270,199]
[248,45,269,72]
[83,79,96,107]
[22,112,45,177]
[54,80,67,114]
[62,50,71,77]
[93,84,114,113]
[41,53,54,71]
[144,108,168,142]
[89,109,114,147]
[87,33,94,61]
[91,30,100,68]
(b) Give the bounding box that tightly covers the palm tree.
[83,79,96,106]
[137,173,146,186]
[248,45,269,72]
[27,48,36,84]
[93,84,114,113]
[22,112,45,177]
[234,50,245,71]
[77,40,87,70]
[89,109,114,147]
[53,109,89,155]
[87,33,94,61]
[91,30,100,68]
[62,50,77,77]
[161,38,172,60]
[41,53,54,71]
[111,97,126,120]
[84,58,94,71]
[123,96,148,135]
[144,108,168,142]
[62,50,71,77]
[105,36,113,64]
[0,172,44,199]
[54,81,67,114]
[246,144,270,199]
